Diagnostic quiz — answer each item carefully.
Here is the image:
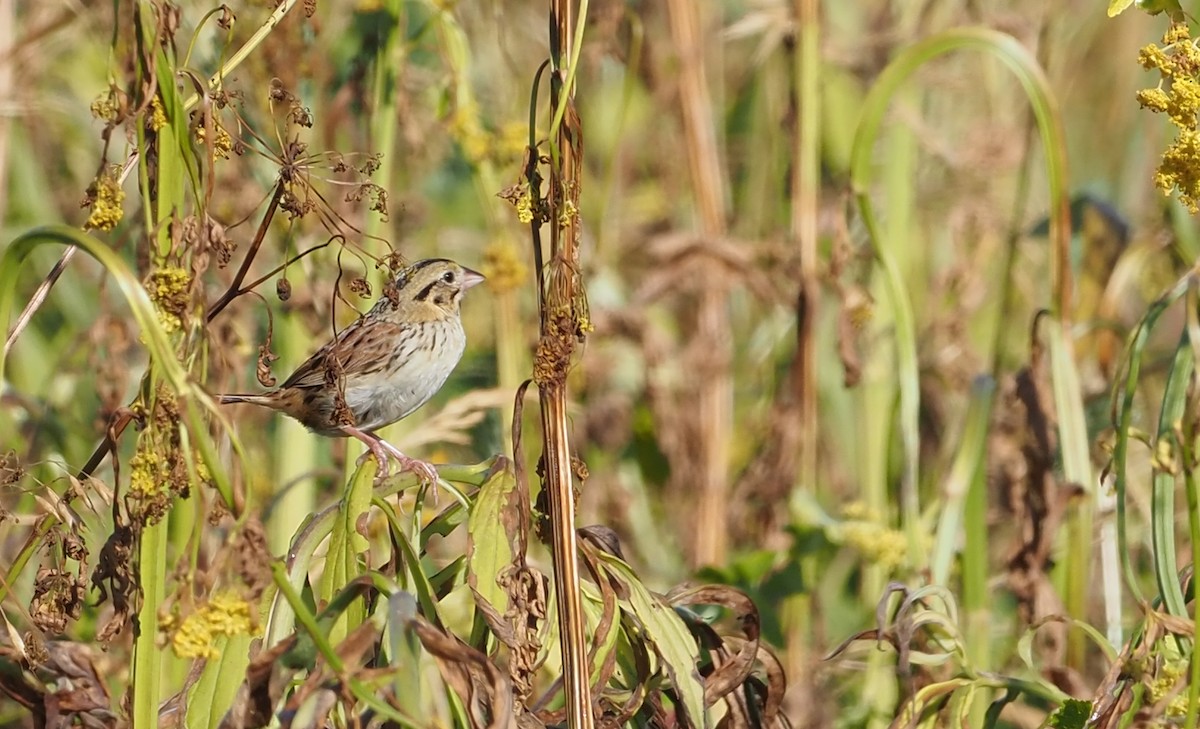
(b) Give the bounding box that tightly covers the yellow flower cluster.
[1146,657,1188,718]
[482,240,527,293]
[451,101,490,166]
[1138,23,1200,211]
[130,448,166,496]
[168,591,255,660]
[83,168,125,232]
[195,122,233,159]
[449,102,527,169]
[515,187,535,224]
[90,92,118,122]
[147,267,192,334]
[838,502,911,572]
[148,96,167,132]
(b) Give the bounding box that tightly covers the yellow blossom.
[1164,22,1191,46]
[148,96,167,132]
[83,169,125,232]
[196,123,233,159]
[1140,44,1171,72]
[170,591,255,660]
[498,121,530,162]
[129,449,163,495]
[451,102,490,165]
[90,93,119,122]
[841,520,909,571]
[146,267,192,334]
[1155,128,1200,211]
[516,188,534,224]
[482,241,527,293]
[1137,87,1171,113]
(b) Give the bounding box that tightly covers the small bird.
[219,258,484,482]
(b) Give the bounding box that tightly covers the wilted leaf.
[596,551,707,728]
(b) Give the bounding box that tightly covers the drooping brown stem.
[535,0,593,726]
[205,180,285,322]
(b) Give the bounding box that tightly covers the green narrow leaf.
[317,459,376,642]
[1151,333,1194,617]
[185,633,254,729]
[133,518,169,729]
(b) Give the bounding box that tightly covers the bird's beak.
[461,267,486,290]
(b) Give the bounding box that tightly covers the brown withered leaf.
[91,524,137,644]
[991,327,1083,668]
[256,344,279,388]
[0,641,115,728]
[29,568,87,635]
[233,520,272,602]
[0,450,22,485]
[408,617,514,729]
[667,584,762,709]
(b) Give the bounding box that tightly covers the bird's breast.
[343,320,466,432]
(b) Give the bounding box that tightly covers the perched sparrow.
[219,258,485,481]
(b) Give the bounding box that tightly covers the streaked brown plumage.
[219,258,484,481]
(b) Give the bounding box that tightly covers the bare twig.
[205,182,285,322]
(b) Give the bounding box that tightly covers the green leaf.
[318,459,376,643]
[1106,0,1181,17]
[1047,698,1092,728]
[185,633,254,729]
[1107,0,1136,16]
[466,462,519,616]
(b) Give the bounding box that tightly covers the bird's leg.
[368,432,440,498]
[340,425,392,480]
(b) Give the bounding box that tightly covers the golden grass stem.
[537,1,593,725]
[665,0,732,568]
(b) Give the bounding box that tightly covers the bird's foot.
[374,439,439,501]
[343,424,394,482]
[341,425,438,497]
[353,440,392,481]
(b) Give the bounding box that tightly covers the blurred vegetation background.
[4,0,1200,726]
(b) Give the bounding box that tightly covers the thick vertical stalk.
[539,2,592,725]
[792,0,819,497]
[782,0,820,709]
[665,0,731,568]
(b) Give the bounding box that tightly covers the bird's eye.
[442,271,456,283]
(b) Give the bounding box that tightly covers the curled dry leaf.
[668,584,763,710]
[408,617,515,729]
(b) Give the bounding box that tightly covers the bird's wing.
[279,318,405,390]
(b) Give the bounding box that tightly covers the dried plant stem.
[792,0,819,500]
[782,0,820,713]
[665,0,731,567]
[534,0,593,726]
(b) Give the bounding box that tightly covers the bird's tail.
[216,393,273,406]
